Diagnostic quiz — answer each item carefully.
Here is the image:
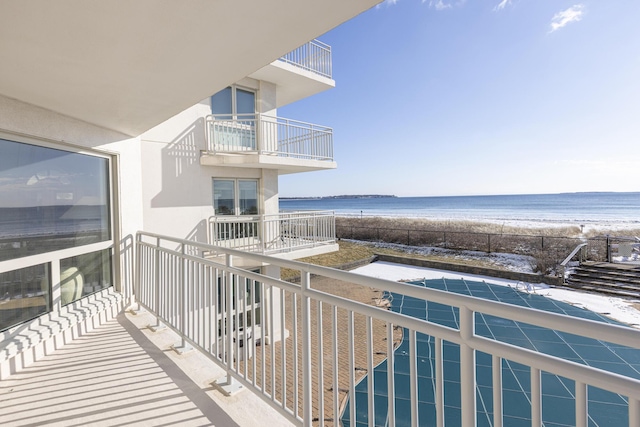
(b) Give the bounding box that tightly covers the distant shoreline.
[280,194,397,200]
[335,214,640,235]
[279,192,640,233]
[281,191,639,200]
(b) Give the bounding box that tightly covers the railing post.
[301,270,313,427]
[215,253,242,395]
[459,306,476,427]
[175,243,192,353]
[149,236,166,331]
[134,233,142,312]
[255,113,261,153]
[488,234,491,254]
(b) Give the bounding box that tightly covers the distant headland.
[280,194,397,200]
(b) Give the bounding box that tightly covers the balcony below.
[208,211,337,259]
[201,114,336,174]
[249,40,335,108]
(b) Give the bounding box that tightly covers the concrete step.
[570,272,640,286]
[565,264,640,298]
[564,280,640,298]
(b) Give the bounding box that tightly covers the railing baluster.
[280,288,287,409]
[316,300,325,427]
[387,322,396,427]
[630,397,640,427]
[225,255,234,385]
[301,271,312,427]
[435,337,444,427]
[575,381,587,427]
[459,307,476,427]
[270,284,276,401]
[492,355,503,427]
[366,316,375,427]
[531,367,541,427]
[409,329,418,427]
[332,305,339,427]
[348,311,356,426]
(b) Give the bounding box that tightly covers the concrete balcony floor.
[0,309,292,427]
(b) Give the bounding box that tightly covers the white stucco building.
[0,0,379,411]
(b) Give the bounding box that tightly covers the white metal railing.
[278,39,332,79]
[208,211,336,255]
[205,114,333,162]
[559,242,588,279]
[135,231,640,427]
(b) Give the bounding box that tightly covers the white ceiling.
[0,0,379,136]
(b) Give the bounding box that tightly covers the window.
[212,179,258,242]
[0,138,113,331]
[213,179,258,216]
[211,86,257,150]
[211,86,256,118]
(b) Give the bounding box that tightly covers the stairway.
[565,262,640,298]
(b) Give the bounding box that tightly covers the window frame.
[0,133,118,331]
[211,85,257,119]
[212,178,259,216]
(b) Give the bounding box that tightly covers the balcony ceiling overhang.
[249,62,335,109]
[0,0,380,137]
[200,152,337,174]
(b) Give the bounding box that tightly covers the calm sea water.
[280,192,640,228]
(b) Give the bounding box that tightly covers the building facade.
[0,0,381,377]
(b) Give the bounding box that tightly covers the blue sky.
[279,0,640,197]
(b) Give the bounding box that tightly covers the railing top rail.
[209,215,261,223]
[137,231,640,348]
[206,113,333,132]
[207,211,335,223]
[560,242,588,267]
[309,38,331,50]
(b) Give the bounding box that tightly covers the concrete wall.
[139,78,282,244]
[376,254,564,286]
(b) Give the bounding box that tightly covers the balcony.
[201,114,336,173]
[278,39,332,79]
[249,40,335,108]
[208,211,337,258]
[3,231,640,426]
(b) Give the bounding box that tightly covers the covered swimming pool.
[342,278,640,427]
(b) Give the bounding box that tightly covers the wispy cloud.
[493,0,513,11]
[424,0,466,10]
[376,0,400,9]
[550,4,585,33]
[428,0,452,10]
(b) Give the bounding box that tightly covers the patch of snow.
[351,240,536,273]
[351,261,640,328]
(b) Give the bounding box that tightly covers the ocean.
[280,192,640,229]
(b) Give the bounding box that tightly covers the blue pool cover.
[341,278,640,427]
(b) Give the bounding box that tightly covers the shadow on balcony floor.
[0,312,240,427]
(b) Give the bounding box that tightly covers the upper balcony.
[208,210,337,259]
[249,39,335,108]
[200,113,337,173]
[278,39,332,79]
